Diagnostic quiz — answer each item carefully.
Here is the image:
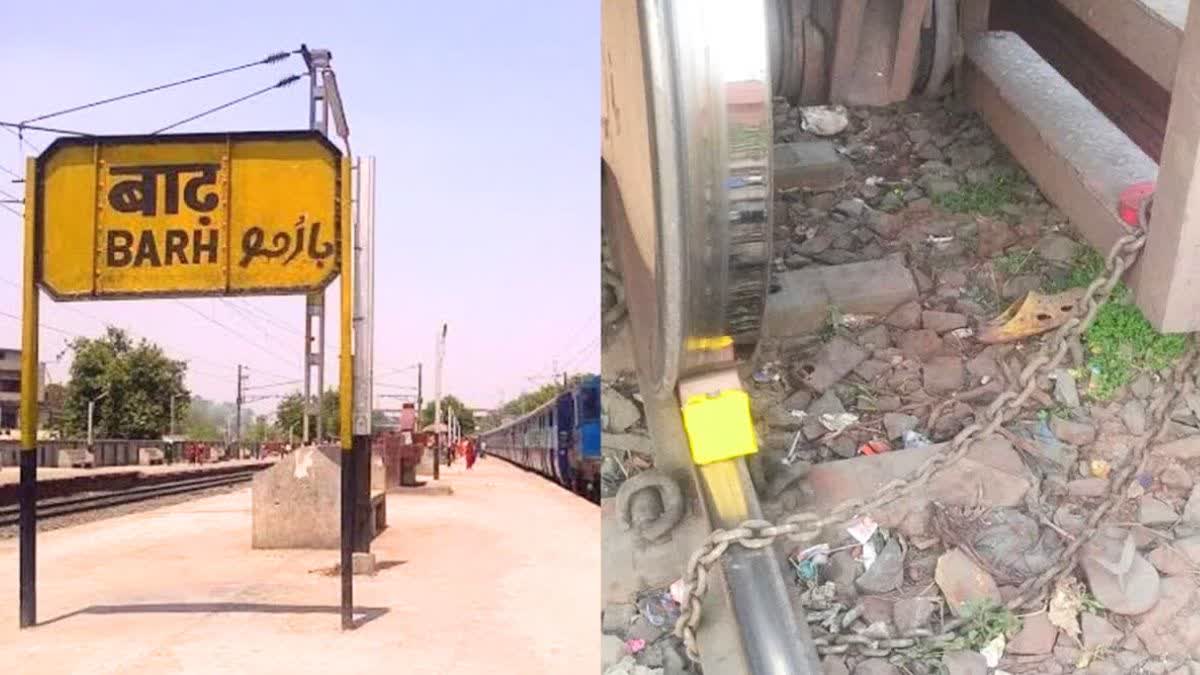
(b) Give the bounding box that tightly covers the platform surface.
[0,458,599,674]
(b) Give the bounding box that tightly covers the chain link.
[674,233,1156,662]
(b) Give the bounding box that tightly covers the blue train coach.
[480,376,600,502]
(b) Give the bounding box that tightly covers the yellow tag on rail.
[680,388,758,465]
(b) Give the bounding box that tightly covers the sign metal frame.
[32,129,343,301]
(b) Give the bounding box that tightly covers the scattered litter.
[1129,473,1152,499]
[903,429,932,448]
[820,412,859,434]
[1127,481,1145,500]
[1090,459,1111,480]
[865,176,884,187]
[669,578,687,606]
[949,327,975,340]
[752,362,782,384]
[799,105,849,136]
[789,409,808,419]
[624,638,646,654]
[860,541,878,570]
[789,544,831,583]
[980,375,992,385]
[858,439,892,456]
[782,431,805,466]
[978,288,1087,344]
[927,234,955,246]
[847,517,879,545]
[638,589,682,628]
[1047,577,1085,640]
[980,635,1005,668]
[838,313,876,329]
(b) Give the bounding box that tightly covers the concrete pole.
[86,400,95,451]
[304,46,331,445]
[87,390,107,453]
[235,364,243,455]
[1133,0,1200,331]
[432,324,447,479]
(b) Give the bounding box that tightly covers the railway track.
[0,470,259,528]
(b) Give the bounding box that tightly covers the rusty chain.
[674,232,1158,662]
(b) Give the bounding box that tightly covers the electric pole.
[416,362,423,420]
[235,365,248,457]
[432,324,447,480]
[302,45,331,445]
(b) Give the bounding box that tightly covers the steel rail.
[0,470,260,527]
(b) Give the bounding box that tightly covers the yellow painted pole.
[19,157,40,628]
[340,156,354,449]
[338,154,354,629]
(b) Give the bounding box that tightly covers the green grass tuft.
[934,174,1015,216]
[1044,246,1104,293]
[1084,297,1188,399]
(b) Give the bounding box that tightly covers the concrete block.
[352,552,376,575]
[371,453,385,493]
[764,254,918,337]
[773,140,851,191]
[138,447,165,465]
[253,445,341,549]
[56,447,94,468]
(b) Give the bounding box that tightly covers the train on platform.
[478,376,601,502]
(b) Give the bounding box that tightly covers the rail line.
[0,470,259,527]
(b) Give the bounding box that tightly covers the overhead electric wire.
[3,124,42,153]
[173,300,296,368]
[22,50,296,124]
[232,299,304,337]
[0,202,20,217]
[0,309,80,338]
[0,162,20,180]
[151,73,305,135]
[0,121,90,136]
[243,379,302,391]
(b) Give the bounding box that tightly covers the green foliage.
[1044,245,1104,293]
[420,394,476,435]
[184,396,234,441]
[63,327,189,438]
[1084,295,1187,399]
[819,306,847,342]
[995,247,1036,276]
[275,389,341,440]
[934,174,1015,216]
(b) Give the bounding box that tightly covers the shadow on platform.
[39,602,389,628]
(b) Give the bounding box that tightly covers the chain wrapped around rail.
[674,233,1149,662]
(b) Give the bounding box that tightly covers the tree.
[184,396,232,441]
[275,389,340,441]
[420,394,476,435]
[63,327,189,439]
[483,373,599,430]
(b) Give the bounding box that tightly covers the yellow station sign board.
[33,130,343,299]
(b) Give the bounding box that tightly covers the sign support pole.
[338,154,356,630]
[19,157,39,628]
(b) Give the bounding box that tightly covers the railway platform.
[0,457,599,674]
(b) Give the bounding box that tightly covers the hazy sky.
[0,1,598,418]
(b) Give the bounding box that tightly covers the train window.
[580,385,599,421]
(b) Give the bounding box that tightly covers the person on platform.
[463,437,475,469]
[478,439,486,460]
